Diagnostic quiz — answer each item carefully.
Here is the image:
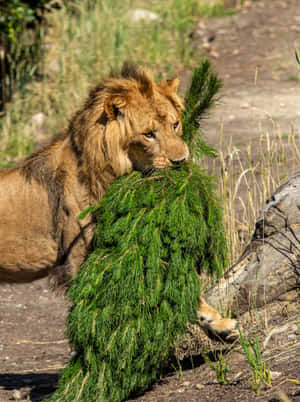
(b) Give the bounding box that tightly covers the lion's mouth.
[142,167,156,177]
[170,157,187,166]
[142,157,187,177]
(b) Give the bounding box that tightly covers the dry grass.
[203,123,300,266]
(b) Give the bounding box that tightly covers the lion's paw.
[202,317,239,343]
[197,297,239,344]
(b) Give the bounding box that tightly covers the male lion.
[0,63,236,341]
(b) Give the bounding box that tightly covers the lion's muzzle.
[170,156,188,165]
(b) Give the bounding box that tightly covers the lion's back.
[0,168,58,280]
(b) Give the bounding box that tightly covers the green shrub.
[48,163,227,401]
[0,0,45,107]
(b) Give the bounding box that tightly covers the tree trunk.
[205,171,300,315]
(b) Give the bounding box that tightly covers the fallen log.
[205,171,300,315]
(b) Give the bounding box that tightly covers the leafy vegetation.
[0,0,43,41]
[204,350,231,385]
[0,0,49,108]
[182,59,222,160]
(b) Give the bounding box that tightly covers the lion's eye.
[144,131,156,139]
[173,121,180,130]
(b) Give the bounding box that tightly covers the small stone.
[182,381,190,386]
[288,333,296,340]
[129,9,159,23]
[209,50,219,59]
[195,384,204,390]
[291,25,300,33]
[202,42,211,50]
[232,49,240,55]
[241,102,250,109]
[270,371,281,380]
[12,390,22,400]
[233,372,243,381]
[30,113,45,128]
[243,1,252,7]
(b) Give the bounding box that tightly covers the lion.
[0,63,237,342]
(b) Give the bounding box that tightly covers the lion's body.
[0,64,189,286]
[0,169,59,281]
[0,138,95,284]
[0,63,237,342]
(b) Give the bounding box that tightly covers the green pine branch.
[182,59,222,159]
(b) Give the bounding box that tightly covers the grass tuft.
[239,328,272,395]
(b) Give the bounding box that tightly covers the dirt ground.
[0,0,299,401]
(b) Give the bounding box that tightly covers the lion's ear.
[104,95,127,121]
[167,77,180,94]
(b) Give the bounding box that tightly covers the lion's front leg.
[49,199,96,290]
[197,297,239,343]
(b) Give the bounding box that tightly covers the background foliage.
[0,0,48,109]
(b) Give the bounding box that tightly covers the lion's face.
[97,66,189,176]
[125,81,189,173]
[74,64,189,191]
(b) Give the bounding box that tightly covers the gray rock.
[205,172,300,314]
[30,112,45,128]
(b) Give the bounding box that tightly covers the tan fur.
[197,297,238,343]
[0,64,189,287]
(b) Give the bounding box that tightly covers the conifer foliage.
[182,58,222,159]
[47,60,227,402]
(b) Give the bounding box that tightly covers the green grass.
[204,350,231,384]
[0,0,229,168]
[239,329,272,395]
[288,75,300,82]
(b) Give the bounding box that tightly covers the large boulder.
[205,171,300,314]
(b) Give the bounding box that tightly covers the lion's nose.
[170,157,187,165]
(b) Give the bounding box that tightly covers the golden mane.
[68,63,162,198]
